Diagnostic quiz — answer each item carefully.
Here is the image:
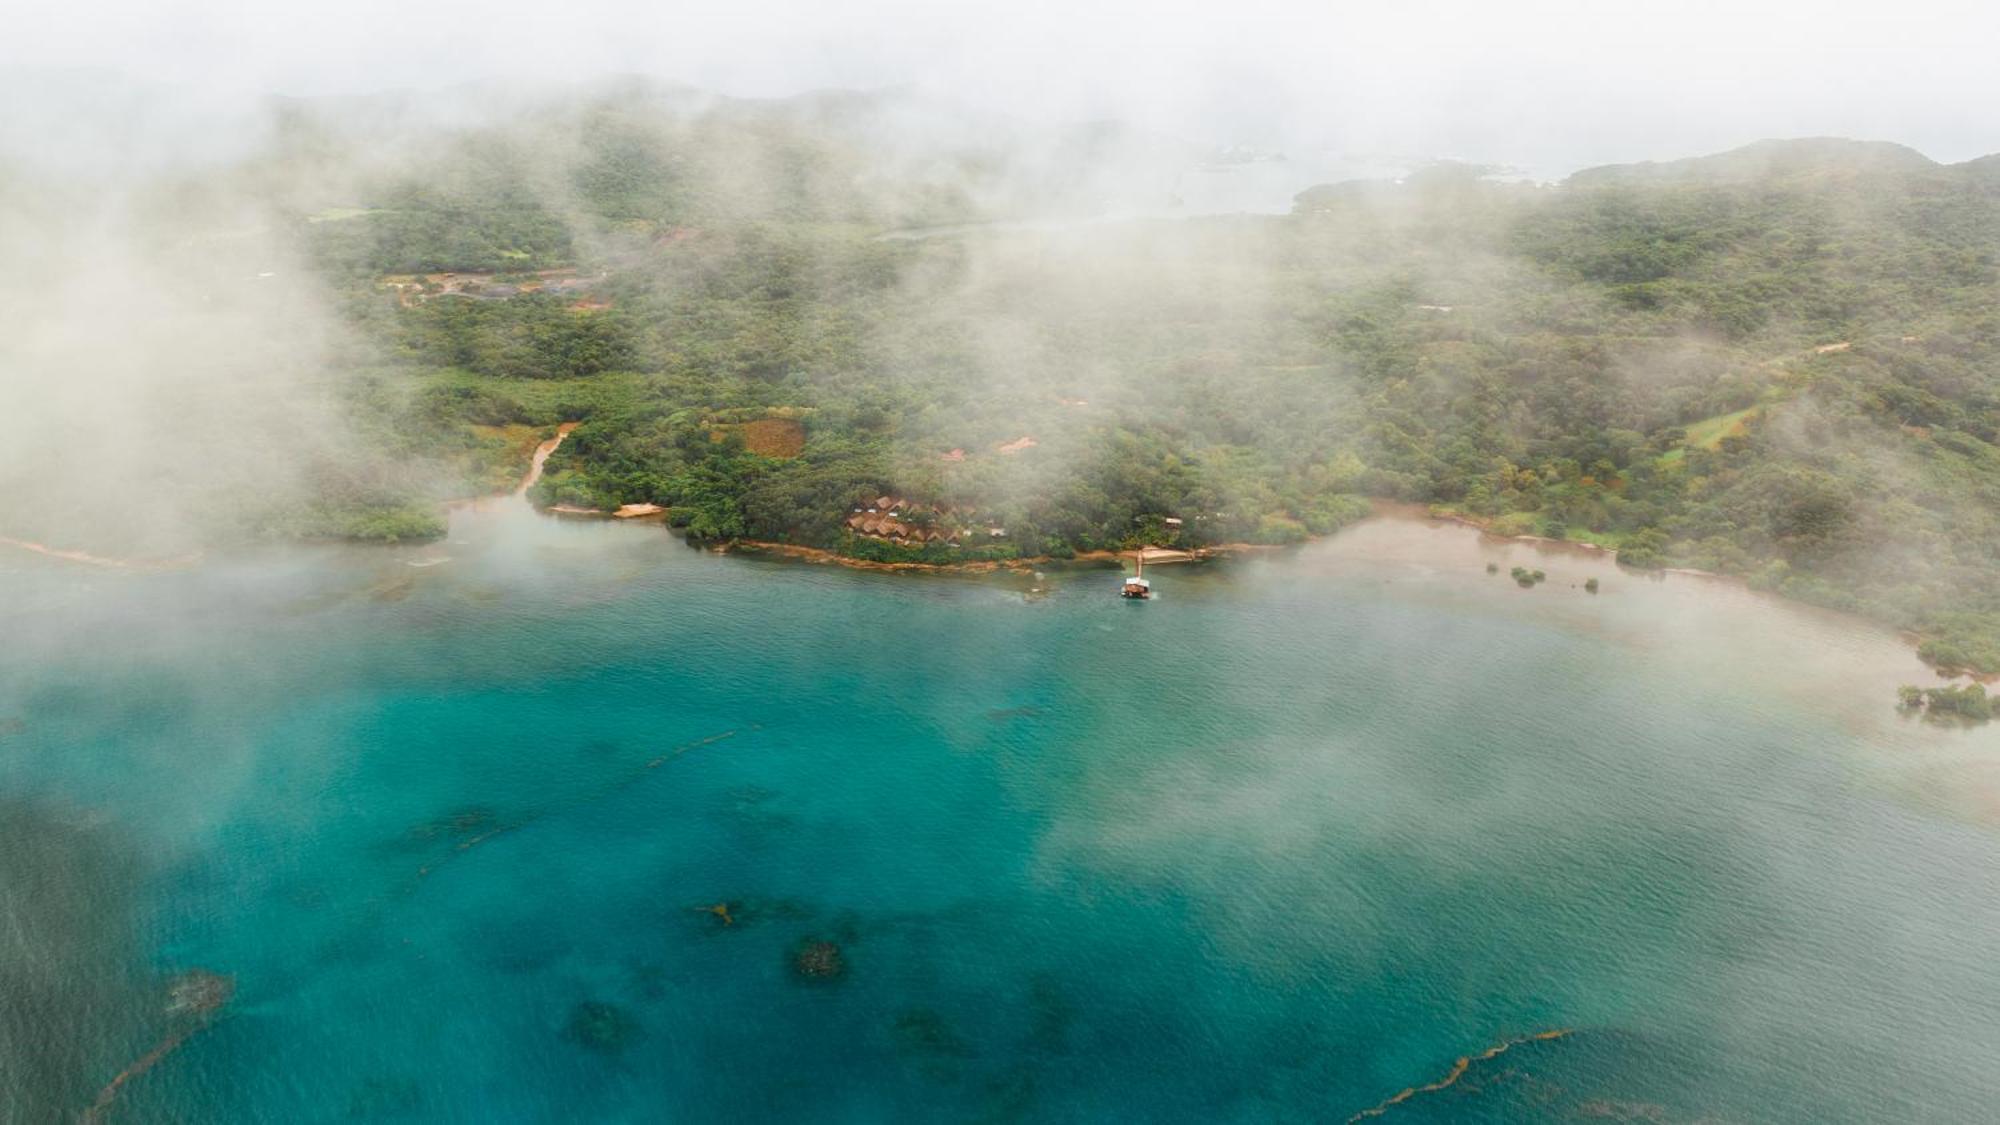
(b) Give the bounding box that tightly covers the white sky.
[11,0,2000,171]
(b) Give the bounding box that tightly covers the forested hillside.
[17,83,2000,672]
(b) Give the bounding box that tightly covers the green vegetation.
[1897,682,1993,723]
[1659,404,1764,465]
[306,206,395,223]
[96,89,2000,669]
[269,499,447,543]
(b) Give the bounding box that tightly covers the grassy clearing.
[467,423,553,491]
[1659,405,1762,465]
[306,207,395,223]
[1687,405,1761,449]
[417,368,654,423]
[717,417,807,458]
[1564,527,1627,549]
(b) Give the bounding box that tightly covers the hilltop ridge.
[1568,137,1944,185]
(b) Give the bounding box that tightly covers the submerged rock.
[892,1008,972,1059]
[443,807,495,835]
[165,970,234,1017]
[727,784,780,808]
[791,939,846,981]
[1025,975,1075,1053]
[564,1001,641,1055]
[627,961,671,1001]
[980,1067,1040,1121]
[399,806,497,848]
[344,1076,423,1119]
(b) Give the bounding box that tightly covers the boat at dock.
[1120,553,1152,599]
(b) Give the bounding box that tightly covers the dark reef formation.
[564,1001,642,1056]
[791,939,846,981]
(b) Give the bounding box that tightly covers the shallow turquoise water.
[4,511,1998,1122]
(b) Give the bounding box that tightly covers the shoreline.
[726,540,1046,573]
[1409,501,1993,686]
[727,508,1989,692]
[723,539,1283,575]
[18,418,1991,692]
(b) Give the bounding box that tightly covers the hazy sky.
[11,0,2000,172]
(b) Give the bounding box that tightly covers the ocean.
[4,508,1997,1122]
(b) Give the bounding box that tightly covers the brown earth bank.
[725,540,1278,573]
[724,541,1046,573]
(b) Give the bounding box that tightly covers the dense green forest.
[24,83,2000,673]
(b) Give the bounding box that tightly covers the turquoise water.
[4,511,1999,1122]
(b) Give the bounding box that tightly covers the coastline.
[723,539,1281,574]
[1409,501,1992,686]
[726,504,1988,695]
[15,416,1989,695]
[726,540,1044,573]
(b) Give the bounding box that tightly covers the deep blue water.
[4,511,1998,1122]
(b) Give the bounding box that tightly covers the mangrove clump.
[1897,682,1993,723]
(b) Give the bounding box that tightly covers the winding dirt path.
[516,422,580,497]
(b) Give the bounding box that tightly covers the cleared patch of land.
[377,268,603,306]
[421,370,651,418]
[714,417,806,458]
[466,423,555,494]
[306,207,395,223]
[1660,405,1761,465]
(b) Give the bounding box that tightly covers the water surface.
[3,512,1997,1122]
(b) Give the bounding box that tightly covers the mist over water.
[4,3,2000,1119]
[4,512,1996,1121]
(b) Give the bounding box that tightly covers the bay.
[3,510,1997,1123]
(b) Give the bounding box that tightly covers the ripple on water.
[5,513,1999,1121]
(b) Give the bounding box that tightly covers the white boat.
[1120,553,1152,599]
